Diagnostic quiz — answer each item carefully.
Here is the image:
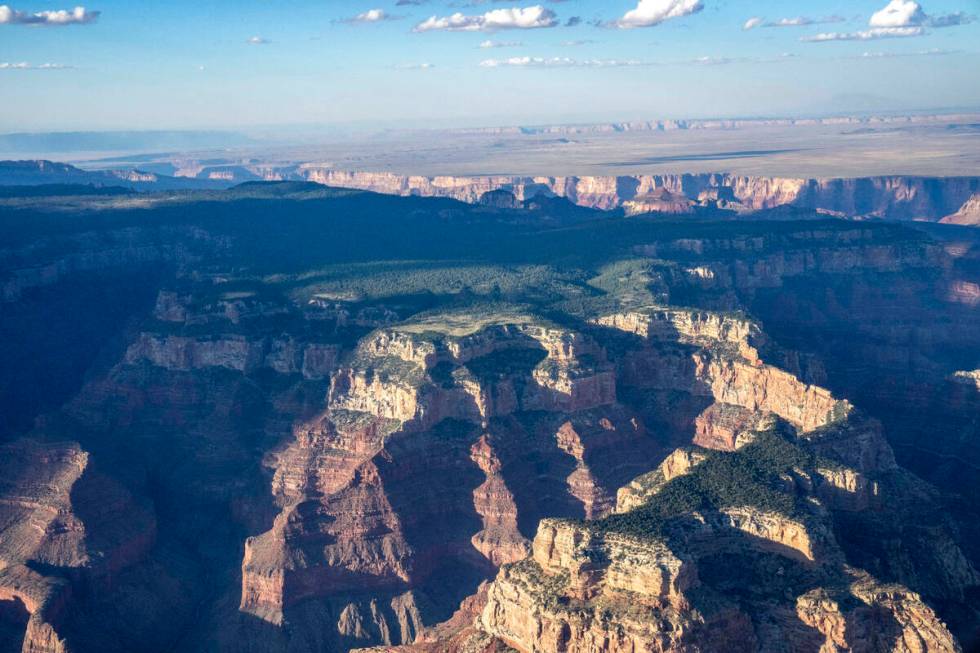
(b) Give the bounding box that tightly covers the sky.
[1,0,979,132]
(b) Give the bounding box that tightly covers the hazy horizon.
[2,0,979,132]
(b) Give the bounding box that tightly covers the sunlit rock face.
[941,194,980,226]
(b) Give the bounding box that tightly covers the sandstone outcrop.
[950,369,980,390]
[125,333,338,379]
[622,189,694,216]
[614,334,850,432]
[595,308,765,362]
[941,194,980,226]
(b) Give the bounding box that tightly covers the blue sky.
[1,0,979,131]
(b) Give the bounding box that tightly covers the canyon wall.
[3,160,979,224]
[299,169,980,222]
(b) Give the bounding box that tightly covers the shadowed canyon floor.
[1,182,979,652]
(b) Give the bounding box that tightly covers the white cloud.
[480,56,644,68]
[769,17,812,27]
[685,53,797,65]
[357,9,387,22]
[864,1,972,29]
[344,8,399,24]
[414,6,558,32]
[246,36,269,45]
[801,26,924,41]
[765,15,845,27]
[479,52,799,69]
[801,1,972,43]
[743,16,763,30]
[0,61,72,69]
[869,0,926,27]
[857,47,957,58]
[689,56,733,65]
[0,5,99,25]
[615,0,703,29]
[396,62,434,69]
[479,39,523,48]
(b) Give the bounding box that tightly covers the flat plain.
[61,115,980,180]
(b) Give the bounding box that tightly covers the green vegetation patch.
[396,303,550,338]
[286,261,589,305]
[595,429,819,539]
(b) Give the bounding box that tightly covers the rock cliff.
[476,422,970,653]
[0,440,156,653]
[299,170,980,223]
[941,194,980,226]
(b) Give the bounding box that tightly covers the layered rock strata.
[299,170,980,222]
[477,423,971,653]
[237,316,660,650]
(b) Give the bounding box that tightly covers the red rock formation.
[0,440,155,653]
[236,318,662,649]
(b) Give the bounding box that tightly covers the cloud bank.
[414,6,558,32]
[802,26,924,41]
[0,5,99,25]
[479,56,644,68]
[805,1,973,42]
[479,39,523,49]
[765,16,846,27]
[341,9,398,24]
[869,0,926,27]
[0,61,72,69]
[616,0,703,29]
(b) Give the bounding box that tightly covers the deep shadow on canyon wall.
[0,268,168,440]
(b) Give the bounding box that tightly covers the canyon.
[0,181,979,653]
